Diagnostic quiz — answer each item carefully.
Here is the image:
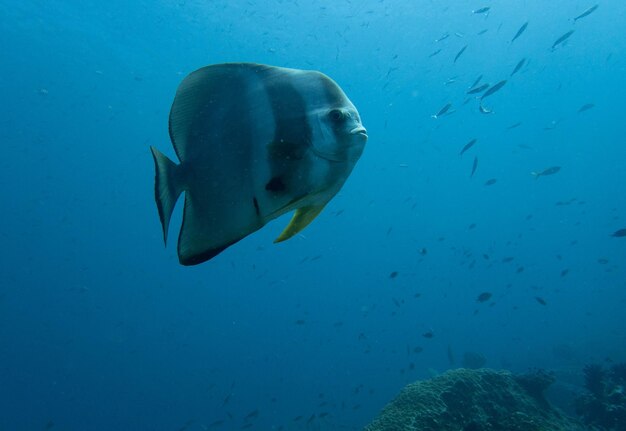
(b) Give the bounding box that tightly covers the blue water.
[1,1,625,430]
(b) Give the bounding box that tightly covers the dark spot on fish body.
[265,176,285,192]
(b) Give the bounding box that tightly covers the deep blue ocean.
[1,1,625,430]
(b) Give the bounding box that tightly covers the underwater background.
[1,1,625,430]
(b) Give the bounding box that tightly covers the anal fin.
[274,205,326,243]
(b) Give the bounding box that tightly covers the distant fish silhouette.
[460,139,477,156]
[511,22,528,43]
[454,45,468,63]
[574,4,599,22]
[578,103,595,113]
[552,30,575,50]
[612,228,626,238]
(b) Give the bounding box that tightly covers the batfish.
[150,63,367,265]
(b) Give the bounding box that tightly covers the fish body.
[511,22,528,43]
[531,166,561,179]
[479,80,507,112]
[578,103,595,113]
[459,138,477,156]
[472,7,490,15]
[481,80,507,100]
[612,228,626,237]
[431,103,453,119]
[574,4,599,21]
[478,104,493,114]
[467,83,490,94]
[429,48,442,57]
[454,45,468,63]
[435,33,450,42]
[470,74,483,88]
[471,156,478,177]
[552,30,575,50]
[150,63,367,265]
[511,58,526,76]
[535,297,547,306]
[484,178,497,186]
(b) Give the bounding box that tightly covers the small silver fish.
[574,4,599,22]
[510,58,526,76]
[429,48,442,58]
[472,7,490,15]
[511,22,528,43]
[578,103,595,113]
[470,74,483,88]
[479,80,507,112]
[481,80,507,100]
[478,104,493,114]
[467,83,490,95]
[531,166,561,179]
[551,30,575,50]
[454,45,468,63]
[459,139,477,156]
[431,103,453,119]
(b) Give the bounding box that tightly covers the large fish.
[150,63,367,265]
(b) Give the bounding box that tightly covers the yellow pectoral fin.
[274,205,326,243]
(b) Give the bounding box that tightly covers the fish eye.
[329,109,345,122]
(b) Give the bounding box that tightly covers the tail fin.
[150,146,184,245]
[531,171,540,179]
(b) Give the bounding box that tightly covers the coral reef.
[575,362,626,431]
[514,368,555,403]
[462,351,487,369]
[365,368,586,431]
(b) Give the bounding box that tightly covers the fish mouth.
[350,126,368,139]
